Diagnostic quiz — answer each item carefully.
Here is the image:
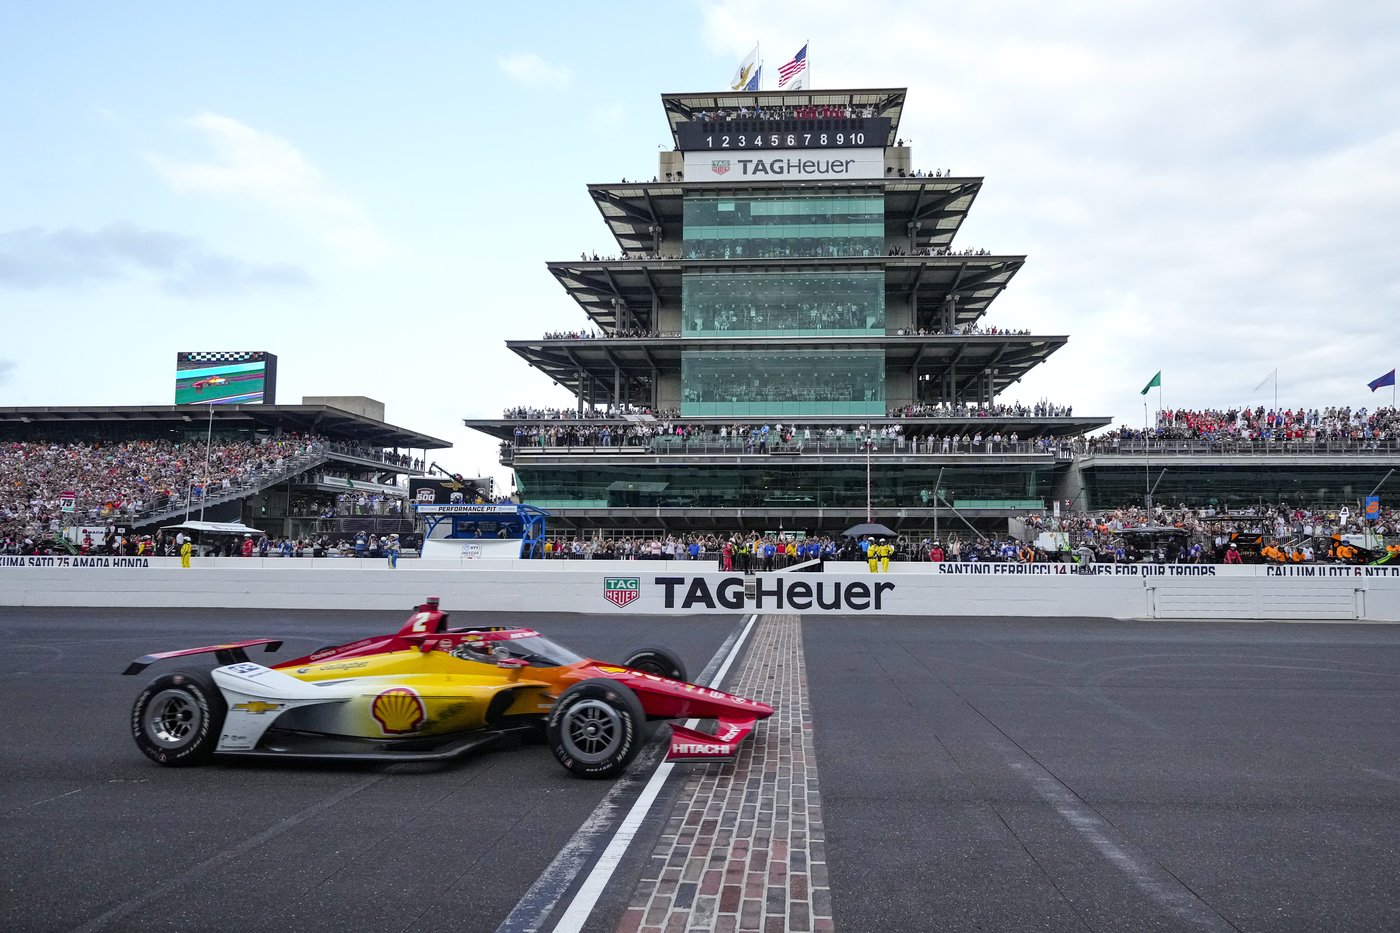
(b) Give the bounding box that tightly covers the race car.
[124,598,771,778]
[192,375,228,391]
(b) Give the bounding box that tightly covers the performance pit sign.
[683,148,884,182]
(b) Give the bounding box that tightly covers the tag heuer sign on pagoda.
[604,577,641,607]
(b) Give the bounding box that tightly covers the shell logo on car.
[372,687,426,734]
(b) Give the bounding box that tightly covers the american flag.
[778,43,808,88]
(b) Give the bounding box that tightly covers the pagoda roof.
[547,254,1024,332]
[660,88,906,148]
[505,333,1065,400]
[588,177,980,254]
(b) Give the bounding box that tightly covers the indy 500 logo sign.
[604,577,641,608]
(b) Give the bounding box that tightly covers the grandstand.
[0,402,449,544]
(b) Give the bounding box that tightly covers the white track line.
[549,613,759,933]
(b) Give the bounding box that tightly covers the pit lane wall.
[3,557,1400,621]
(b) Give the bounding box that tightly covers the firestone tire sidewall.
[131,670,227,767]
[547,679,644,779]
[622,647,688,683]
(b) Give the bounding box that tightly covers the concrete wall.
[301,396,385,421]
[3,557,1399,621]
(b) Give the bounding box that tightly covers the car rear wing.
[123,639,283,675]
[666,717,759,762]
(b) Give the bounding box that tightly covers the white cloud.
[698,1,1400,423]
[497,52,572,89]
[0,222,312,296]
[146,113,386,261]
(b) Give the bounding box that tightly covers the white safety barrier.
[2,556,1399,620]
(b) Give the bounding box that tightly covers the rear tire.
[131,670,226,766]
[547,679,645,778]
[623,647,687,683]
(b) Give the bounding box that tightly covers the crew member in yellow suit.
[878,538,892,572]
[180,538,193,569]
[867,537,879,573]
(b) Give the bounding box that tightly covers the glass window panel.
[681,350,884,417]
[683,271,884,337]
[683,194,884,259]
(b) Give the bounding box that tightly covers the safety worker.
[879,537,892,573]
[179,537,193,569]
[868,538,880,573]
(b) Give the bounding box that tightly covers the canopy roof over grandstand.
[0,404,450,449]
[588,178,980,254]
[660,88,906,147]
[505,333,1066,400]
[547,254,1024,333]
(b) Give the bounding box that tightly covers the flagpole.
[1144,396,1150,508]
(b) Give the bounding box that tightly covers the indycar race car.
[124,598,772,778]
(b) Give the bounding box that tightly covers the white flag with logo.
[730,44,759,91]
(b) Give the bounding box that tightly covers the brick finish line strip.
[616,615,832,933]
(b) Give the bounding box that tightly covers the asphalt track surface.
[3,608,1400,932]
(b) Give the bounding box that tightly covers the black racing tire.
[623,646,688,683]
[547,678,645,779]
[131,669,226,766]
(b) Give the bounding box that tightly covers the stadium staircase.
[128,447,332,531]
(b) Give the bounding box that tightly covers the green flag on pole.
[1140,371,1161,395]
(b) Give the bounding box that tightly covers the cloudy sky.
[2,2,1397,492]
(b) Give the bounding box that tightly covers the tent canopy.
[842,522,897,538]
[160,520,267,536]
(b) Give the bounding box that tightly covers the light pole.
[864,425,872,522]
[199,404,213,522]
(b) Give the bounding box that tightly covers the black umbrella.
[842,522,897,537]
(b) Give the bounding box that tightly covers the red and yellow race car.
[124,598,771,778]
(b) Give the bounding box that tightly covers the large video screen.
[174,351,278,405]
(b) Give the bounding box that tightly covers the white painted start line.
[494,613,761,933]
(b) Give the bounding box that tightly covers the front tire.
[131,670,226,766]
[547,679,645,778]
[623,647,687,683]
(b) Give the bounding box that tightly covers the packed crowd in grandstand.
[541,323,1031,339]
[693,104,879,122]
[890,401,1072,418]
[888,246,992,256]
[0,436,323,535]
[504,420,1060,454]
[1092,406,1398,447]
[0,436,416,545]
[542,329,675,340]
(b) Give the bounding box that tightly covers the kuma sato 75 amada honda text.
[123,598,771,778]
